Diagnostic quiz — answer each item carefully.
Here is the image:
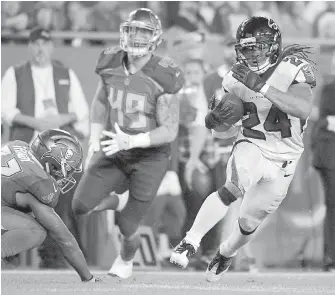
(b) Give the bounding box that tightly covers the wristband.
[260,84,270,96]
[130,132,151,148]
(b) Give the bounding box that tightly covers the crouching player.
[1,129,101,282]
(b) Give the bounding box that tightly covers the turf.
[2,270,335,295]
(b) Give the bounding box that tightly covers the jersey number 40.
[108,86,148,129]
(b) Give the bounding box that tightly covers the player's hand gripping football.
[205,91,235,129]
[231,63,266,93]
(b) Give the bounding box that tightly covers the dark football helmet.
[30,129,83,194]
[120,8,163,57]
[235,16,282,74]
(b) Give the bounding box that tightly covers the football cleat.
[205,250,234,282]
[169,239,198,268]
[107,255,133,279]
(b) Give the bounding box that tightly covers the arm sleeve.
[28,179,60,208]
[30,199,91,281]
[1,67,20,125]
[91,79,109,125]
[68,69,90,137]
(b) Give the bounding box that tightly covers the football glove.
[231,63,266,93]
[101,123,150,156]
[205,93,234,129]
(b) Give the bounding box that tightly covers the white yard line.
[22,284,335,294]
[2,270,335,277]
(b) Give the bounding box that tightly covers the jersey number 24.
[242,102,292,140]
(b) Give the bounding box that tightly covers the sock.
[219,221,255,258]
[116,191,129,212]
[1,229,46,258]
[185,191,229,248]
[93,191,129,213]
[120,233,141,262]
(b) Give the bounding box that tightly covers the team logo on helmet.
[41,142,81,174]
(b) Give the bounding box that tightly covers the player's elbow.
[167,125,178,143]
[293,103,312,120]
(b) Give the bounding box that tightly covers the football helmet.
[235,16,282,74]
[120,8,163,57]
[30,129,83,194]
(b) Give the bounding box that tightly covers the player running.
[170,16,316,281]
[72,8,184,279]
[1,129,101,282]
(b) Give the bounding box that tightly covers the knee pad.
[72,198,90,215]
[217,186,237,206]
[118,215,140,238]
[238,217,258,235]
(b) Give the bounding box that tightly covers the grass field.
[2,270,335,295]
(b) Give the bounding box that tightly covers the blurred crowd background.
[2,1,335,41]
[1,1,335,272]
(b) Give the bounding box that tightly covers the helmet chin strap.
[247,57,276,74]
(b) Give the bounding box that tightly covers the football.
[212,93,244,132]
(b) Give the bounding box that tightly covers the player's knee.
[31,227,47,247]
[72,198,90,215]
[238,217,259,234]
[217,185,238,206]
[118,217,140,238]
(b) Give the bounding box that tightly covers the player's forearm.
[50,232,92,281]
[89,122,104,142]
[212,125,240,139]
[59,113,77,126]
[153,93,180,146]
[148,124,178,146]
[12,113,41,130]
[31,202,92,281]
[261,86,311,120]
[188,126,207,160]
[90,80,108,126]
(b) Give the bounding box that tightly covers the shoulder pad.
[144,56,184,94]
[10,140,29,149]
[95,46,123,75]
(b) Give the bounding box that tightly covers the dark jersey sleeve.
[95,46,123,76]
[28,178,61,208]
[145,56,185,95]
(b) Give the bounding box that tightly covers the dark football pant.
[318,168,335,268]
[73,149,170,238]
[1,206,47,258]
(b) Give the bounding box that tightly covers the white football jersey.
[222,56,316,162]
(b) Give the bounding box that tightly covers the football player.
[1,129,100,282]
[170,16,316,281]
[72,8,184,279]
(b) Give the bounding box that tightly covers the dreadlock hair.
[281,44,317,70]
